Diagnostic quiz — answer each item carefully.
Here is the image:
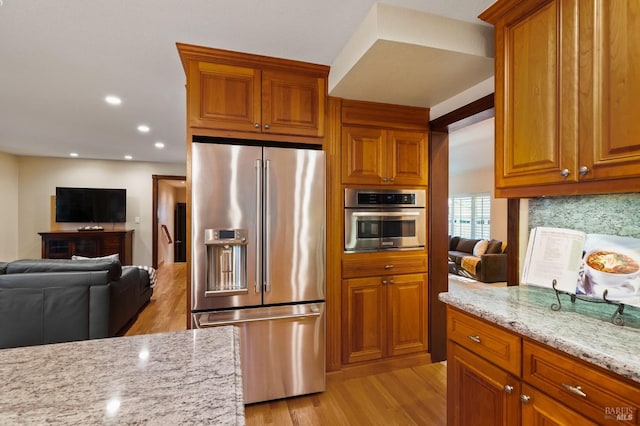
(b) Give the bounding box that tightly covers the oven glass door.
[345,210,425,252]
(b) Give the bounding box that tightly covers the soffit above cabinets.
[329,3,495,108]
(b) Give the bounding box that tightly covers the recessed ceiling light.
[124,155,133,160]
[70,152,79,157]
[137,125,150,133]
[105,95,122,105]
[154,142,165,149]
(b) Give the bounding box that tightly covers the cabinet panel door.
[521,384,598,426]
[496,0,579,188]
[262,70,325,137]
[342,277,386,364]
[341,126,386,184]
[388,130,428,186]
[387,273,427,356]
[447,342,520,426]
[188,61,261,132]
[580,0,640,181]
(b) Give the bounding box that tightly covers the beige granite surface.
[440,284,640,384]
[0,326,244,425]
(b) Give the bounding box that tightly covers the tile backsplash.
[528,193,640,238]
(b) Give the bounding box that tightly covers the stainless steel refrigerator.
[190,140,325,404]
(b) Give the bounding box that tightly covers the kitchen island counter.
[440,285,640,384]
[0,326,244,425]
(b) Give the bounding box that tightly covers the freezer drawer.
[193,303,325,404]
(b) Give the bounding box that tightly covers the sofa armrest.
[478,253,507,283]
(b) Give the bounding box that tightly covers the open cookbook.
[522,227,640,308]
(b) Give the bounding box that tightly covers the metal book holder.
[550,279,626,326]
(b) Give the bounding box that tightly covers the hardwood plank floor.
[125,262,448,425]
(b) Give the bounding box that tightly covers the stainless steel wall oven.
[344,188,426,252]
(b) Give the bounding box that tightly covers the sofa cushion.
[0,262,7,275]
[486,239,504,254]
[7,259,122,281]
[473,240,489,256]
[448,236,461,251]
[455,238,481,254]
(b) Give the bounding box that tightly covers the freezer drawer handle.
[205,289,249,297]
[198,311,321,327]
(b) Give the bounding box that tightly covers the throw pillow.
[485,239,503,254]
[456,238,480,254]
[72,253,120,262]
[473,240,489,256]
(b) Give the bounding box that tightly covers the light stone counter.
[0,326,244,425]
[439,285,640,384]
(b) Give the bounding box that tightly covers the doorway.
[152,175,186,269]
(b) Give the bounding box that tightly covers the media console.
[39,230,134,265]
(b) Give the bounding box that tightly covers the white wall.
[449,167,508,242]
[17,156,185,265]
[0,152,20,260]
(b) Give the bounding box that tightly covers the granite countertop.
[0,326,244,425]
[439,285,640,384]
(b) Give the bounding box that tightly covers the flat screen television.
[55,187,127,223]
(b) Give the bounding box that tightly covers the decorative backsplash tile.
[528,193,640,238]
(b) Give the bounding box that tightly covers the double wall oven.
[344,188,426,252]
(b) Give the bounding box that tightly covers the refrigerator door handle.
[264,159,271,293]
[198,311,321,327]
[255,159,262,295]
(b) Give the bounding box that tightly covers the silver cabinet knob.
[520,394,531,404]
[264,124,270,129]
[382,177,388,182]
[254,123,260,128]
[560,168,571,177]
[384,264,394,269]
[382,279,388,285]
[389,279,395,284]
[578,166,589,176]
[389,177,395,182]
[504,385,514,394]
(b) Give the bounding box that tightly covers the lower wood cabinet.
[342,272,427,364]
[39,230,134,265]
[447,307,639,425]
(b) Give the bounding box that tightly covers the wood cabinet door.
[262,70,325,137]
[447,341,520,426]
[188,61,261,132]
[342,277,386,364]
[388,130,428,186]
[341,126,386,184]
[495,0,579,188]
[520,384,598,426]
[387,273,427,356]
[579,0,640,181]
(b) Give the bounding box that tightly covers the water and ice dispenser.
[205,229,248,295]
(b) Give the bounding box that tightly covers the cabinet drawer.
[447,308,521,376]
[342,254,427,279]
[523,340,640,425]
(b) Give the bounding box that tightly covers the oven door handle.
[351,211,421,217]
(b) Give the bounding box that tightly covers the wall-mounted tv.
[55,187,127,223]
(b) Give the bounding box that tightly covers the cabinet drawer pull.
[467,335,481,344]
[384,264,394,269]
[561,383,587,398]
[503,385,514,394]
[520,394,531,404]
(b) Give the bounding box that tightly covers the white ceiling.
[449,117,494,176]
[0,0,496,164]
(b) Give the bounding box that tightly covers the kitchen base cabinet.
[447,307,640,425]
[342,269,428,364]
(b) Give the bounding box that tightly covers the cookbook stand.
[550,279,626,326]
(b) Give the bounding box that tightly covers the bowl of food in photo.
[584,249,640,288]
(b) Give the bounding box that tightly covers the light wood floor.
[125,263,448,425]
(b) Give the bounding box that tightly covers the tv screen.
[55,187,127,223]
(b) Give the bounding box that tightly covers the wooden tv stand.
[39,230,134,265]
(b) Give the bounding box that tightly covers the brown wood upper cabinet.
[178,43,328,140]
[340,100,429,186]
[481,0,640,197]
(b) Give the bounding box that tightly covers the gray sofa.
[0,258,153,349]
[448,236,507,283]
